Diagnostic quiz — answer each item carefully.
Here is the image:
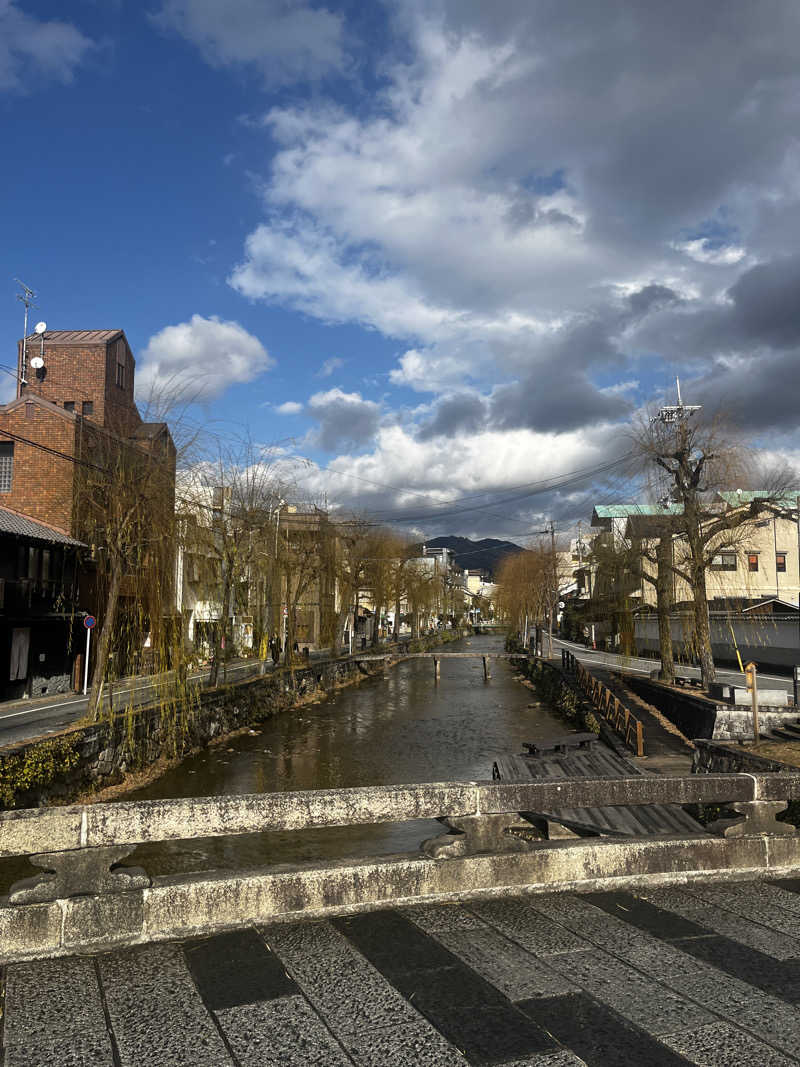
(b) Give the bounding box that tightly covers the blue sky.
[4,1,800,539]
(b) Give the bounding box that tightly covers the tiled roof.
[0,506,85,546]
[22,330,123,345]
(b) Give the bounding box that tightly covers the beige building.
[628,495,800,611]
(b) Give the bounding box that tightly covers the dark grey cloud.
[727,256,800,349]
[489,366,631,434]
[628,284,682,317]
[307,388,380,452]
[417,393,488,441]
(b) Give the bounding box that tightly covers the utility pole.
[548,519,556,658]
[650,378,714,686]
[14,279,37,397]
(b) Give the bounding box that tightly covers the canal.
[127,633,566,877]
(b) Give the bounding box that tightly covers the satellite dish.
[34,321,47,335]
[30,356,44,369]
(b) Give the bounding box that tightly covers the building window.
[64,401,75,412]
[0,441,12,492]
[748,553,759,573]
[711,552,737,571]
[116,361,125,388]
[82,400,93,416]
[777,552,787,573]
[24,402,33,419]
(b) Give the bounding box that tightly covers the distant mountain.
[417,536,522,577]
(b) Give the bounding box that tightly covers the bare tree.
[636,405,797,688]
[180,438,287,687]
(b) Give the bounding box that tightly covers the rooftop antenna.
[651,375,702,425]
[14,278,37,396]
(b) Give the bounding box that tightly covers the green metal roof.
[717,491,798,508]
[593,503,683,518]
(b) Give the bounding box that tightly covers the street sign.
[84,616,96,629]
[282,607,288,617]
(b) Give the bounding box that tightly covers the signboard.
[84,616,96,629]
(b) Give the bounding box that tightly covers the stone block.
[0,807,83,859]
[63,892,145,950]
[0,901,63,962]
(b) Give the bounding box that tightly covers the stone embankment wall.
[624,675,799,742]
[0,633,463,810]
[692,738,794,774]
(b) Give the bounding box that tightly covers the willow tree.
[76,421,177,720]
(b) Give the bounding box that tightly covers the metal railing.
[562,649,645,757]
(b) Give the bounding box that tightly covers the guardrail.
[2,774,800,961]
[562,649,645,757]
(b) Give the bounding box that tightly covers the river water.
[0,635,568,891]
[126,634,567,877]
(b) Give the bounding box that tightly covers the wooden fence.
[562,650,645,757]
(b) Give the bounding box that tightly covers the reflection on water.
[2,636,567,888]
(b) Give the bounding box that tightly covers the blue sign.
[84,616,97,629]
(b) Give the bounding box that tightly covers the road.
[551,636,795,696]
[0,656,297,749]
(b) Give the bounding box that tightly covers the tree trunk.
[210,564,233,687]
[372,599,382,647]
[692,558,715,688]
[655,536,675,684]
[88,554,123,721]
[684,492,716,689]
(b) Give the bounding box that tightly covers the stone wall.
[624,674,799,742]
[623,675,718,740]
[0,632,463,810]
[692,738,795,774]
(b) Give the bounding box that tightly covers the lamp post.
[269,499,285,649]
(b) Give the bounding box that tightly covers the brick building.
[0,507,84,701]
[0,330,176,689]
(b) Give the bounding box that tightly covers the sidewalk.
[5,880,800,1066]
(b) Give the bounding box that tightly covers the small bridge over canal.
[355,650,527,681]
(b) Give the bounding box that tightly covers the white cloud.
[672,238,748,266]
[317,356,344,378]
[0,1,93,91]
[275,400,303,414]
[294,421,622,537]
[223,3,800,517]
[136,314,274,403]
[150,0,345,85]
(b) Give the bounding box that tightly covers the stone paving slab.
[6,880,800,1065]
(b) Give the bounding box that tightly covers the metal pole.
[83,627,91,695]
[752,665,759,743]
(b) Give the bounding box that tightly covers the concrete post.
[483,655,491,681]
[434,656,440,682]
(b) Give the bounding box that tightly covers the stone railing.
[3,773,800,962]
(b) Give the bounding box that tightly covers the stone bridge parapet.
[3,773,800,963]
